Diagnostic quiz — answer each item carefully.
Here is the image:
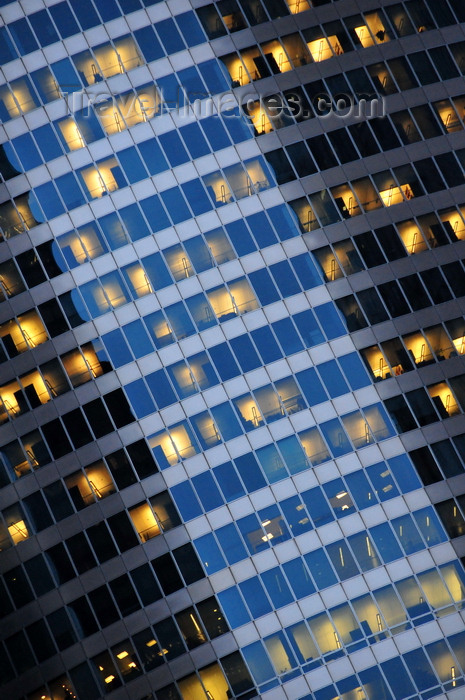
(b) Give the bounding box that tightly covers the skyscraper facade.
[1,0,465,698]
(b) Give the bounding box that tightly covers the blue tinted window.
[185,294,215,332]
[69,0,100,30]
[304,549,337,589]
[301,487,333,527]
[98,212,129,250]
[157,74,180,110]
[49,3,80,38]
[403,649,437,692]
[199,59,231,93]
[33,124,63,161]
[345,470,375,509]
[55,173,85,209]
[223,107,254,143]
[370,522,403,563]
[208,343,240,381]
[177,66,206,99]
[318,360,349,398]
[381,658,416,700]
[291,253,322,289]
[268,204,301,240]
[96,0,121,20]
[217,587,250,627]
[146,370,176,408]
[133,26,163,62]
[225,219,256,255]
[278,435,308,474]
[156,18,185,53]
[123,320,153,358]
[320,418,351,457]
[216,523,247,564]
[120,204,150,242]
[179,123,210,159]
[12,134,41,170]
[270,261,301,297]
[413,506,447,546]
[74,108,104,142]
[211,403,242,441]
[143,252,172,289]
[194,533,226,574]
[9,19,38,54]
[51,58,81,93]
[34,182,64,219]
[256,443,287,483]
[281,496,312,536]
[240,577,272,617]
[138,139,168,176]
[192,472,223,511]
[247,211,278,247]
[262,568,294,607]
[30,67,59,104]
[161,188,191,224]
[102,329,132,366]
[293,309,324,347]
[213,461,245,501]
[251,326,282,363]
[366,462,399,501]
[230,335,261,372]
[159,131,189,167]
[272,318,304,355]
[242,642,275,685]
[124,379,156,418]
[283,559,315,599]
[392,514,424,554]
[118,147,147,183]
[171,482,203,520]
[201,116,231,150]
[140,194,170,232]
[176,12,205,46]
[29,10,59,46]
[315,302,346,339]
[249,269,280,305]
[181,180,212,215]
[118,0,140,12]
[296,368,327,406]
[339,352,370,390]
[0,27,17,64]
[234,453,266,492]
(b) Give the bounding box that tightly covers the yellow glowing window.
[354,25,375,48]
[307,37,334,62]
[57,118,85,151]
[8,519,29,545]
[379,184,411,206]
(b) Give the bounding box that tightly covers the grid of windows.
[1,1,465,700]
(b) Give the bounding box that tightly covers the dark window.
[108,511,139,552]
[104,388,134,427]
[375,225,406,261]
[109,574,141,616]
[197,597,229,638]
[405,388,438,426]
[399,275,431,311]
[106,448,137,489]
[154,617,185,658]
[378,281,410,316]
[24,554,54,597]
[431,440,464,478]
[130,563,162,605]
[16,249,46,287]
[435,499,465,538]
[420,269,452,304]
[83,399,113,437]
[42,419,72,458]
[68,596,99,638]
[88,585,120,627]
[385,396,417,432]
[43,480,74,521]
[354,231,386,267]
[264,149,295,184]
[5,631,35,674]
[62,409,93,448]
[22,491,53,531]
[307,134,338,169]
[26,619,56,662]
[87,522,118,563]
[356,289,388,325]
[46,543,75,583]
[152,553,183,594]
[66,532,97,574]
[327,129,359,163]
[173,543,205,584]
[38,298,68,336]
[47,607,77,650]
[4,565,34,608]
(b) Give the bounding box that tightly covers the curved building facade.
[1,0,465,699]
